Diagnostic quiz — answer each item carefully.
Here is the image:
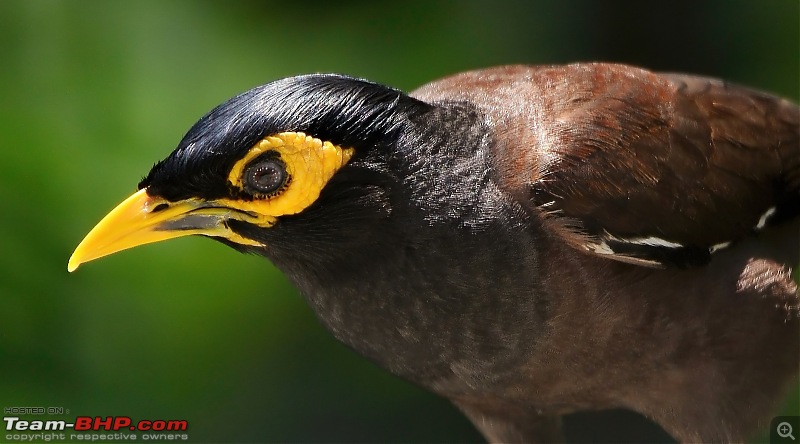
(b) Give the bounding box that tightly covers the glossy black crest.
[139,74,432,201]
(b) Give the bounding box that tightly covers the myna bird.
[69,63,799,443]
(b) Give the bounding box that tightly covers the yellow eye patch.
[221,132,354,219]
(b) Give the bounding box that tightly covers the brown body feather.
[414,64,799,266]
[412,64,799,442]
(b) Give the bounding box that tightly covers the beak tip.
[67,255,81,273]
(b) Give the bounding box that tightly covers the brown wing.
[413,63,800,267]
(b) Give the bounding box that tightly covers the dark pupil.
[246,159,286,195]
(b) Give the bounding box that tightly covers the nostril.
[151,203,169,213]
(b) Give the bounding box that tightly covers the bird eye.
[243,155,289,197]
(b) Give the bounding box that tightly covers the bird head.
[68,74,431,271]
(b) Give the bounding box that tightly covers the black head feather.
[139,74,432,201]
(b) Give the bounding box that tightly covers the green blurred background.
[1,1,797,442]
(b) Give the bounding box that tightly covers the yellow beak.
[68,189,266,272]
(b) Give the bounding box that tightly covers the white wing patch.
[709,241,732,253]
[580,230,736,267]
[580,232,684,266]
[755,206,777,230]
[613,235,684,248]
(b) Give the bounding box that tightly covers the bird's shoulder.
[413,63,800,267]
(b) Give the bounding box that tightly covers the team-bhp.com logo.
[4,415,189,442]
